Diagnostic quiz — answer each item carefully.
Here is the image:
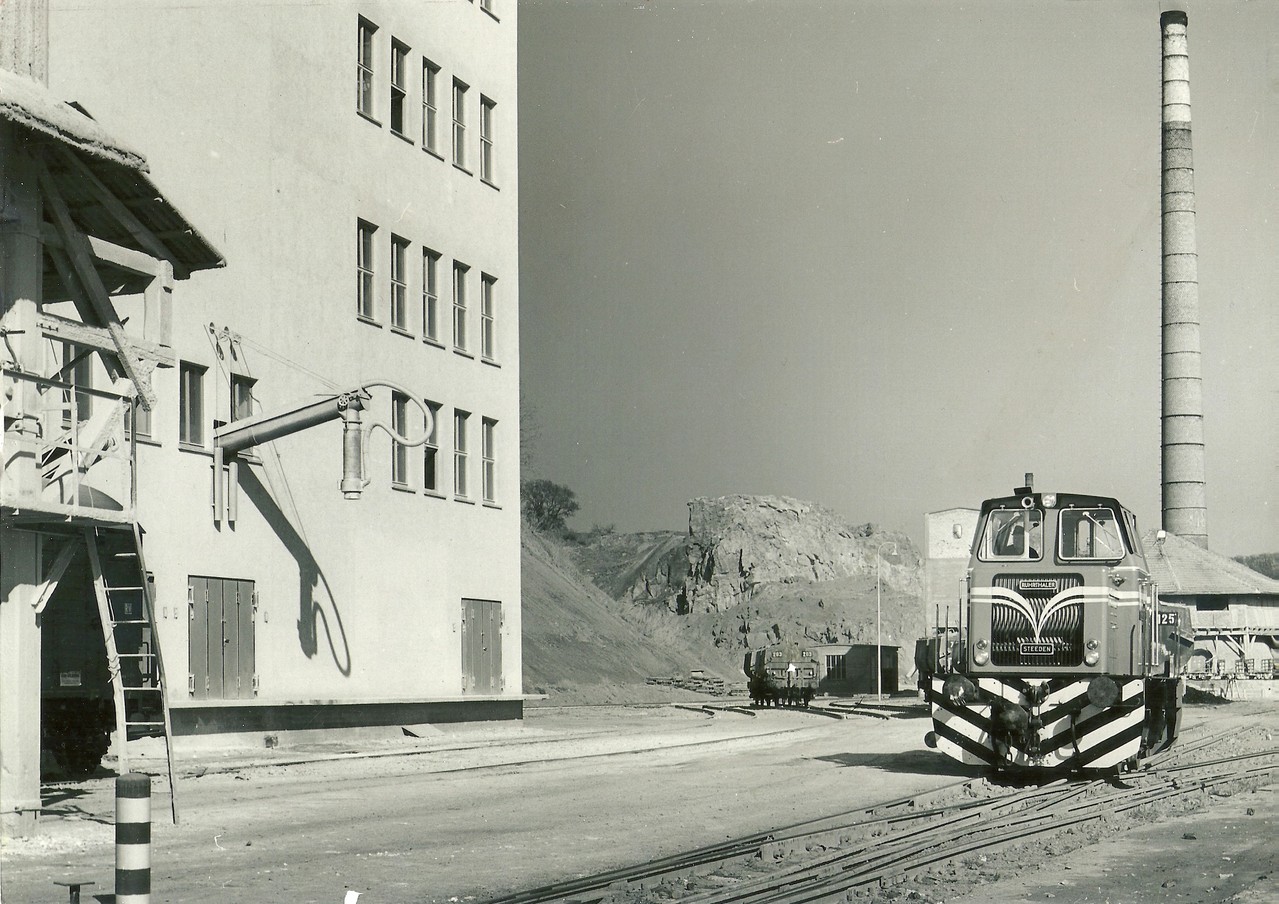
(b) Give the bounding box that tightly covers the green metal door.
[189,577,255,699]
[461,598,503,695]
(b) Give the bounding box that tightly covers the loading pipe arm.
[212,381,432,502]
[214,389,370,456]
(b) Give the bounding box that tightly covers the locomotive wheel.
[44,704,112,779]
[59,741,106,778]
[52,730,109,778]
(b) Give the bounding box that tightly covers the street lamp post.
[876,541,898,701]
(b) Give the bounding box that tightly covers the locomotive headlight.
[973,638,990,666]
[1084,638,1101,666]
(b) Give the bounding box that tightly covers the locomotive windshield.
[1058,507,1126,560]
[979,508,1043,561]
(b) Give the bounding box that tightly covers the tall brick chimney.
[1160,9,1209,548]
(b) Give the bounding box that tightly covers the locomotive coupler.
[1026,712,1044,758]
[1022,681,1050,758]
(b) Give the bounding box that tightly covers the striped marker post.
[116,773,151,904]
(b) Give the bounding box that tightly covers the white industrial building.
[2,0,522,835]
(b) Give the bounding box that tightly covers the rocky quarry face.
[530,494,929,689]
[676,495,921,614]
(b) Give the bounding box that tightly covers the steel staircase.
[84,525,179,822]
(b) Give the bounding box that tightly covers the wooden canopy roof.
[1,67,223,285]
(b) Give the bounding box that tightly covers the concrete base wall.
[1187,678,1277,702]
[169,698,524,736]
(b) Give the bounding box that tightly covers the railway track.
[818,700,922,721]
[482,743,1277,904]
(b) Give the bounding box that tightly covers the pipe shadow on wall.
[237,465,352,677]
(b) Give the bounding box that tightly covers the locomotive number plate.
[1019,642,1054,656]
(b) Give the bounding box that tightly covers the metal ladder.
[85,525,179,823]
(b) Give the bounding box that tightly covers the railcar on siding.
[917,476,1192,772]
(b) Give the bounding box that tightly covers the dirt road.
[1,701,1274,904]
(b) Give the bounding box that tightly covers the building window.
[60,342,93,425]
[390,234,410,332]
[422,59,440,154]
[357,17,378,119]
[423,400,441,493]
[230,374,256,423]
[357,220,377,321]
[453,409,469,498]
[826,655,846,681]
[480,274,496,361]
[179,361,206,447]
[422,248,440,343]
[130,397,152,439]
[481,417,496,504]
[452,261,469,352]
[452,79,468,170]
[391,391,410,487]
[480,96,496,184]
[390,39,409,137]
[480,0,496,16]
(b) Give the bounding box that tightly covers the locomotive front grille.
[989,574,1085,667]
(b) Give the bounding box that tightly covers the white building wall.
[48,2,521,718]
[923,508,979,632]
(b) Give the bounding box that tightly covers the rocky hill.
[1237,553,1279,580]
[523,495,927,701]
[683,495,921,613]
[520,526,741,704]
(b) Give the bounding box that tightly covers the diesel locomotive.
[917,476,1192,772]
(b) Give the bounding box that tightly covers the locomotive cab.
[967,491,1161,681]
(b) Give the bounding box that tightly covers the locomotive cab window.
[1058,507,1126,561]
[979,508,1043,561]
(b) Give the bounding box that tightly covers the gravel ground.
[0,697,1275,904]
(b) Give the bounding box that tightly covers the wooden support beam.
[40,223,165,277]
[0,503,135,527]
[32,537,81,616]
[44,243,101,325]
[42,245,173,365]
[51,145,177,267]
[43,245,130,386]
[38,312,174,369]
[143,258,174,350]
[35,161,156,410]
[74,376,131,471]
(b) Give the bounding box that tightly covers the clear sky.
[518,0,1278,557]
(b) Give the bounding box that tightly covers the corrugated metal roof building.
[1143,529,1279,676]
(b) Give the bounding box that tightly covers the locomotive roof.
[978,492,1129,516]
